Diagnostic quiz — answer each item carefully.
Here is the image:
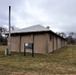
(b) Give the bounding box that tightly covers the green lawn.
[0,45,76,75]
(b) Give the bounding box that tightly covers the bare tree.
[60,32,66,38]
[11,26,19,31]
[0,26,7,45]
[67,32,76,44]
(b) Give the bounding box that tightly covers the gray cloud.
[0,0,76,33]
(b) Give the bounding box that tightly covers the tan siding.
[21,33,47,54]
[21,34,33,52]
[61,39,62,47]
[65,40,67,45]
[54,36,57,51]
[60,38,62,47]
[48,34,53,53]
[56,37,57,50]
[9,32,66,54]
[61,39,64,47]
[61,39,65,47]
[11,36,20,52]
[63,40,65,46]
[60,38,61,48]
[34,33,46,54]
[45,33,49,53]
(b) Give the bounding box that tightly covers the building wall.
[34,33,47,54]
[21,34,33,53]
[63,40,65,46]
[54,35,57,51]
[62,39,64,47]
[58,38,66,48]
[61,39,63,47]
[9,32,67,54]
[65,41,67,45]
[48,34,53,53]
[11,36,20,52]
[20,33,47,54]
[57,37,61,49]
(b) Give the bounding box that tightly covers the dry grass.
[0,45,76,75]
[0,46,7,51]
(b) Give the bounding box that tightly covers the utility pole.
[8,6,11,55]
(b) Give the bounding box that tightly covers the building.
[6,25,67,54]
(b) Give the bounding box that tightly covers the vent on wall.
[50,35,52,40]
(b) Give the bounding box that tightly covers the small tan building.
[6,25,67,54]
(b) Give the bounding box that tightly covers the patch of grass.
[0,45,76,75]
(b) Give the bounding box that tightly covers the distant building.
[6,25,67,54]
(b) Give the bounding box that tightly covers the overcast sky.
[0,0,76,33]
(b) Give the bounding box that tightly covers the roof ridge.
[11,25,50,32]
